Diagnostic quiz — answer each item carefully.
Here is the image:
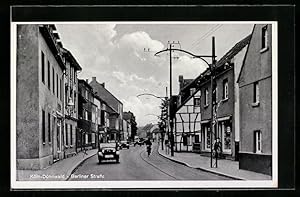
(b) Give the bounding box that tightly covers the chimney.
[85,79,89,83]
[179,75,184,89]
[92,77,96,82]
[101,83,105,88]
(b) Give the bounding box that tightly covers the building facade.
[174,78,201,152]
[61,48,82,159]
[77,79,97,150]
[237,24,272,175]
[199,35,250,160]
[16,24,66,169]
[123,111,136,141]
[173,35,250,160]
[98,99,111,143]
[89,77,123,141]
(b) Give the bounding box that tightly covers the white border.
[11,21,278,189]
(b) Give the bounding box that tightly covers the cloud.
[122,96,162,126]
[56,24,225,126]
[111,31,166,79]
[56,24,117,71]
[172,55,208,94]
[117,31,164,52]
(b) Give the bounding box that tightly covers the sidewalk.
[17,149,98,181]
[157,145,271,180]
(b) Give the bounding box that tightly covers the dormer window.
[223,79,228,100]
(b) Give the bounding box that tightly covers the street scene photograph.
[11,21,277,188]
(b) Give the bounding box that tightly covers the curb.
[157,149,244,180]
[65,151,97,181]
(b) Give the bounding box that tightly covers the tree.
[158,98,168,150]
[130,115,137,140]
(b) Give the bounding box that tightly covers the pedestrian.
[83,144,88,157]
[213,137,221,159]
[145,138,152,156]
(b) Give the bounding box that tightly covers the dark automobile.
[98,142,120,163]
[119,140,130,149]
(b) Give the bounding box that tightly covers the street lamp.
[154,38,216,165]
[139,93,169,151]
[145,113,161,118]
[137,93,167,101]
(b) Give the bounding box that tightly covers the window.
[254,130,262,153]
[70,67,73,84]
[205,127,211,149]
[194,97,200,106]
[223,79,228,100]
[47,61,51,89]
[261,25,268,49]
[223,123,232,151]
[48,113,51,143]
[41,51,45,84]
[70,125,73,146]
[88,134,92,143]
[85,90,88,100]
[85,110,88,121]
[88,111,92,121]
[204,88,209,106]
[60,78,63,101]
[66,124,69,146]
[56,74,59,98]
[101,110,105,125]
[253,82,259,104]
[183,135,187,146]
[195,135,200,143]
[65,88,68,109]
[85,133,89,144]
[42,110,45,143]
[52,68,55,94]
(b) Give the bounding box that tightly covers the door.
[57,120,62,158]
[53,117,58,160]
[221,121,232,154]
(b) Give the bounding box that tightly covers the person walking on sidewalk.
[83,144,88,157]
[213,137,222,160]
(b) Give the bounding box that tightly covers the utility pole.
[154,40,216,158]
[210,37,216,168]
[169,43,175,156]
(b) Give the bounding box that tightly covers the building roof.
[237,26,255,83]
[78,79,93,90]
[216,34,251,69]
[61,48,82,71]
[176,34,251,111]
[39,25,65,70]
[89,77,123,113]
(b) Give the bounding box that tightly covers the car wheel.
[98,159,102,164]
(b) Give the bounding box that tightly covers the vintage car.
[98,142,120,163]
[119,140,130,149]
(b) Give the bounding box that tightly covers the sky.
[56,23,254,127]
